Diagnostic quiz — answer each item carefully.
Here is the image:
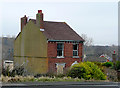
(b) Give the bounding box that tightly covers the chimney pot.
[38,10,42,13]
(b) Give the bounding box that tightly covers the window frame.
[57,43,64,58]
[73,43,79,57]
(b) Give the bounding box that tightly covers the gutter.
[47,40,84,43]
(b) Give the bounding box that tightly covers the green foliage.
[93,62,105,72]
[34,73,66,78]
[85,62,106,80]
[55,74,66,78]
[102,62,113,67]
[114,61,120,70]
[68,61,106,80]
[67,62,91,80]
[93,62,103,67]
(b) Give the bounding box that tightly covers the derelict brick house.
[14,10,84,75]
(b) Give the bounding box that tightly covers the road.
[1,82,120,88]
[1,85,119,88]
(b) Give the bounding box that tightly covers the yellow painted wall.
[14,57,48,75]
[14,21,48,75]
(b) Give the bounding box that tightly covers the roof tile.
[31,19,84,41]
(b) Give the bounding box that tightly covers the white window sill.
[73,56,79,58]
[57,56,64,58]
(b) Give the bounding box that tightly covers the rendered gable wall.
[14,21,48,75]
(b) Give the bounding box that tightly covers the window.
[57,43,64,57]
[73,44,78,56]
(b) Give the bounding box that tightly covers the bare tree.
[81,34,93,46]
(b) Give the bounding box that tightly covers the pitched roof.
[31,19,84,42]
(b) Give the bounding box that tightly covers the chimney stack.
[21,15,27,32]
[36,10,44,29]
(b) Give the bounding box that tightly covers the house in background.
[14,10,84,75]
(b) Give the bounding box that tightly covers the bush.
[67,62,92,80]
[85,62,106,80]
[67,61,106,80]
[114,61,120,70]
[34,74,47,78]
[13,66,24,76]
[2,66,13,77]
[93,62,102,67]
[102,62,113,67]
[2,66,24,77]
[55,74,66,78]
[93,62,105,72]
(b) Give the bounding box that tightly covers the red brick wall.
[64,42,73,57]
[48,42,57,57]
[78,43,83,61]
[47,42,83,73]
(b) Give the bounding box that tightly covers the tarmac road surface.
[1,85,119,88]
[1,82,120,88]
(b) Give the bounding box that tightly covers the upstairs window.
[57,43,64,57]
[73,44,78,56]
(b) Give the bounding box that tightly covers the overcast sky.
[0,0,118,46]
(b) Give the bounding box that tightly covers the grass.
[1,75,110,83]
[1,75,82,82]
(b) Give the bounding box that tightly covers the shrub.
[68,61,106,80]
[85,62,106,80]
[13,66,24,76]
[102,62,113,67]
[2,66,16,77]
[56,74,66,78]
[2,66,24,77]
[34,74,47,78]
[93,62,105,72]
[45,72,56,78]
[93,62,102,67]
[114,61,120,70]
[67,62,92,80]
[34,73,66,78]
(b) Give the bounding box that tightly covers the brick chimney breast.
[21,15,27,32]
[36,10,44,29]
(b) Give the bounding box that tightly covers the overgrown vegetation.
[2,66,24,77]
[67,61,106,80]
[4,61,120,82]
[101,61,120,71]
[114,61,120,70]
[34,73,66,78]
[102,62,113,67]
[2,75,109,83]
